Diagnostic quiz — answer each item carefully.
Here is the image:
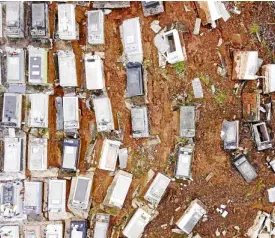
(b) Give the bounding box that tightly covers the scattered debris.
[205,172,214,182]
[176,199,207,235]
[268,187,275,203]
[119,148,128,169]
[192,78,204,98]
[247,211,273,238]
[232,154,258,183]
[221,120,239,150]
[142,1,164,17]
[193,18,201,35]
[150,20,162,33]
[252,122,272,151]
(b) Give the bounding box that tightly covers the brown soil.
[44,1,275,237]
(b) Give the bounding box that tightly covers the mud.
[35,1,275,237]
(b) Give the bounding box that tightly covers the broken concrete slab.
[93,1,130,9]
[30,168,59,178]
[119,148,128,169]
[142,2,164,17]
[221,120,239,150]
[268,187,275,203]
[151,20,161,33]
[154,34,170,54]
[232,51,260,80]
[192,78,203,98]
[247,211,272,238]
[193,18,201,35]
[242,92,260,121]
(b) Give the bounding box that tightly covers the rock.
[206,172,214,182]
[215,229,221,236]
[221,210,228,218]
[172,228,185,234]
[234,226,240,231]
[150,20,161,33]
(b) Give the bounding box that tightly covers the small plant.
[143,59,152,69]
[105,207,119,216]
[199,74,211,86]
[172,61,186,74]
[250,23,261,42]
[25,101,31,111]
[39,128,49,137]
[175,136,189,145]
[250,23,259,34]
[215,91,228,105]
[185,93,194,105]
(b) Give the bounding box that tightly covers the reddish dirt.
[44,2,275,237]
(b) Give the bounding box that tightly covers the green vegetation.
[250,23,261,42]
[172,61,186,74]
[89,206,99,216]
[185,93,194,105]
[131,151,151,178]
[175,136,189,145]
[143,59,152,69]
[215,91,229,105]
[172,234,188,238]
[261,40,275,63]
[25,101,31,111]
[105,207,119,216]
[250,23,260,34]
[39,128,49,137]
[199,74,211,86]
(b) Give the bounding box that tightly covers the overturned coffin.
[144,172,170,206]
[70,220,87,238]
[63,96,80,130]
[252,122,272,151]
[6,47,25,85]
[85,54,105,90]
[126,62,144,97]
[99,139,121,172]
[221,120,239,150]
[1,133,26,180]
[233,154,257,183]
[232,51,261,80]
[121,17,143,63]
[175,144,194,180]
[30,2,49,39]
[0,181,26,222]
[28,137,47,171]
[28,46,48,84]
[5,2,24,38]
[103,170,132,209]
[180,106,195,138]
[142,1,164,17]
[93,96,114,132]
[62,138,80,171]
[27,94,49,128]
[1,93,22,128]
[131,106,150,138]
[242,92,260,122]
[87,10,104,45]
[176,199,206,234]
[68,175,93,218]
[48,179,66,213]
[93,213,110,238]
[58,50,77,87]
[58,4,78,40]
[262,64,275,94]
[123,208,152,238]
[23,181,43,216]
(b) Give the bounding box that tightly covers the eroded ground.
[44,2,275,237]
